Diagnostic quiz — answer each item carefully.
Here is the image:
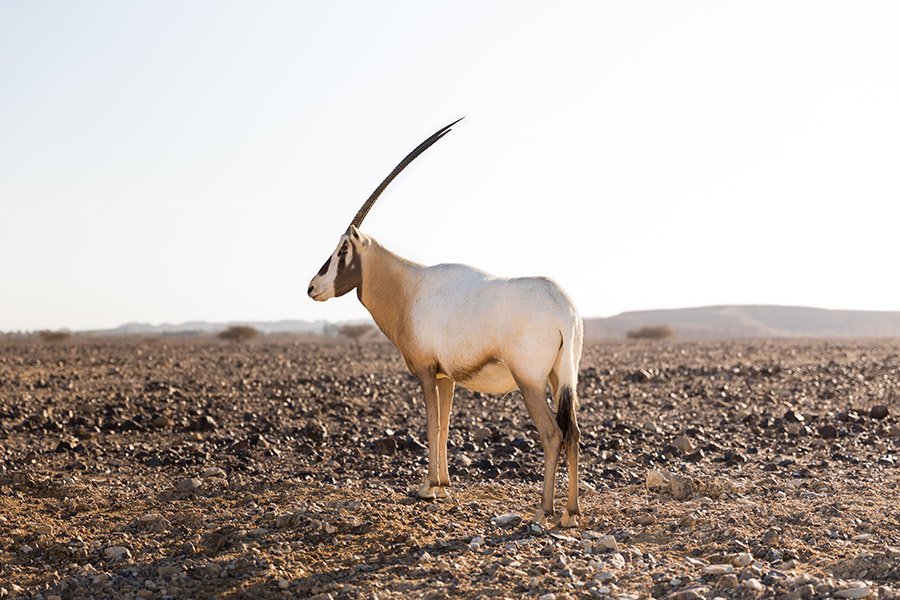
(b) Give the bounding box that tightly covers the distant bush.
[218,325,259,342]
[38,330,71,342]
[626,325,674,340]
[338,324,375,342]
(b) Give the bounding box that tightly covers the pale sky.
[2,1,899,331]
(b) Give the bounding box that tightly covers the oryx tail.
[555,322,582,453]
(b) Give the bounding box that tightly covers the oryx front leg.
[437,378,455,489]
[415,370,448,499]
[518,380,562,527]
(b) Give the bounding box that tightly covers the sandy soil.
[0,338,897,599]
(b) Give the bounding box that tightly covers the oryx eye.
[338,244,348,257]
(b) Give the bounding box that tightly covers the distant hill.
[584,305,900,340]
[99,320,332,336]
[86,305,900,340]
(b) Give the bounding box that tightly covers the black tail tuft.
[556,386,578,452]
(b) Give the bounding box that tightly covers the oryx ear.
[347,225,370,246]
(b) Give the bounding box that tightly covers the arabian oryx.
[307,119,584,527]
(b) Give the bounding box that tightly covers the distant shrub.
[626,325,674,340]
[38,330,71,342]
[338,324,375,342]
[218,325,259,342]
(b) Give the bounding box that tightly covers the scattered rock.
[190,415,218,432]
[55,438,80,452]
[784,409,805,423]
[372,437,396,454]
[731,552,753,567]
[670,474,695,500]
[608,553,626,569]
[819,424,838,439]
[743,578,765,592]
[151,414,172,428]
[643,421,662,434]
[201,528,236,554]
[176,477,202,493]
[104,546,131,561]
[595,535,619,552]
[303,419,328,442]
[492,513,522,528]
[683,449,705,463]
[634,513,657,525]
[672,435,694,453]
[646,469,669,488]
[158,565,181,577]
[835,582,871,598]
[202,466,225,478]
[718,573,739,588]
[137,512,170,532]
[403,434,427,453]
[474,427,493,444]
[668,589,708,600]
[139,512,162,523]
[704,564,733,575]
[869,405,889,419]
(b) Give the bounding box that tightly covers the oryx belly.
[451,362,518,395]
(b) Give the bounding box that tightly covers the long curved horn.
[348,117,463,231]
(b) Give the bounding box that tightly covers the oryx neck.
[357,241,422,346]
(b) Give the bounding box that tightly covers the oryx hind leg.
[515,376,561,527]
[560,438,581,528]
[557,385,581,528]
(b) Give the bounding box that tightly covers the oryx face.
[307,228,363,301]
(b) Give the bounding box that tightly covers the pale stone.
[104,546,131,561]
[704,564,734,575]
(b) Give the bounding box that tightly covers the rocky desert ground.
[0,338,897,599]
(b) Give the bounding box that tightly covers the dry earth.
[0,339,898,600]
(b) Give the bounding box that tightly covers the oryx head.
[307,118,462,301]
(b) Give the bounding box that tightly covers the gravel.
[0,338,897,598]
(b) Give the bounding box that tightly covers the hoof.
[416,481,447,499]
[559,508,579,528]
[531,508,551,528]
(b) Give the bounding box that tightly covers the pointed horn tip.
[348,117,465,230]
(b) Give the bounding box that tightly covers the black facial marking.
[333,243,361,297]
[317,256,332,276]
